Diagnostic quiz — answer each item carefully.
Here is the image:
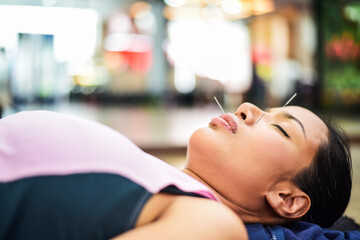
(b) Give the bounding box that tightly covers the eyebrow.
[280,112,306,139]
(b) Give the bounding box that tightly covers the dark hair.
[291,118,352,228]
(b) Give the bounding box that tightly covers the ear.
[266,181,311,219]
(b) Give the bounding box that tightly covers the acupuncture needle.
[214,96,225,114]
[283,93,297,107]
[256,93,297,124]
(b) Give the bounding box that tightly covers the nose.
[235,102,265,125]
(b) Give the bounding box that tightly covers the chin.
[187,128,206,162]
[188,127,218,153]
[187,127,224,173]
[189,127,210,147]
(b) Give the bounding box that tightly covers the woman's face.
[185,103,328,213]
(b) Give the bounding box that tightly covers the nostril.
[241,113,246,120]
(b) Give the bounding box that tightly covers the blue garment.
[0,173,208,240]
[0,111,219,239]
[0,173,153,239]
[246,222,360,240]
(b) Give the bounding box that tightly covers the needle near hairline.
[256,93,297,124]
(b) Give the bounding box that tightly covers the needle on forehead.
[283,93,297,107]
[214,96,225,114]
[256,93,297,124]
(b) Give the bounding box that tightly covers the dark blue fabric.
[246,224,272,240]
[0,173,152,240]
[266,225,285,240]
[0,173,212,240]
[246,222,360,240]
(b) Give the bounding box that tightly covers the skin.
[112,193,248,240]
[113,103,327,239]
[184,102,328,224]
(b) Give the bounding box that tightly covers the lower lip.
[210,117,236,134]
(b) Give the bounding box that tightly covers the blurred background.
[0,0,359,223]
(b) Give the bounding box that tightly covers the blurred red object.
[326,33,360,61]
[251,45,272,64]
[105,34,153,73]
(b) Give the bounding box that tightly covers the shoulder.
[137,193,248,240]
[170,195,248,239]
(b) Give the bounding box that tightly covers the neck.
[183,168,269,224]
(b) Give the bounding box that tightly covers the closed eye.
[271,124,290,138]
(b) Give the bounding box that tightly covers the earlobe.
[266,181,311,219]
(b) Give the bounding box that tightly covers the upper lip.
[210,113,238,134]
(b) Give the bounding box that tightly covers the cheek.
[253,136,298,175]
[230,130,298,177]
[187,127,249,182]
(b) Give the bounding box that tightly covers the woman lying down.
[0,103,359,240]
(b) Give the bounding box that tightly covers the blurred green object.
[318,0,360,112]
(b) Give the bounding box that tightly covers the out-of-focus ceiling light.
[163,6,202,20]
[203,0,221,5]
[252,0,274,15]
[130,1,155,34]
[107,13,133,33]
[202,5,223,21]
[104,33,152,52]
[163,0,275,20]
[164,0,187,8]
[221,0,243,15]
[0,5,98,62]
[130,1,151,18]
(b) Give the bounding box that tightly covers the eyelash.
[271,124,290,138]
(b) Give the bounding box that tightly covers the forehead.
[273,106,328,145]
